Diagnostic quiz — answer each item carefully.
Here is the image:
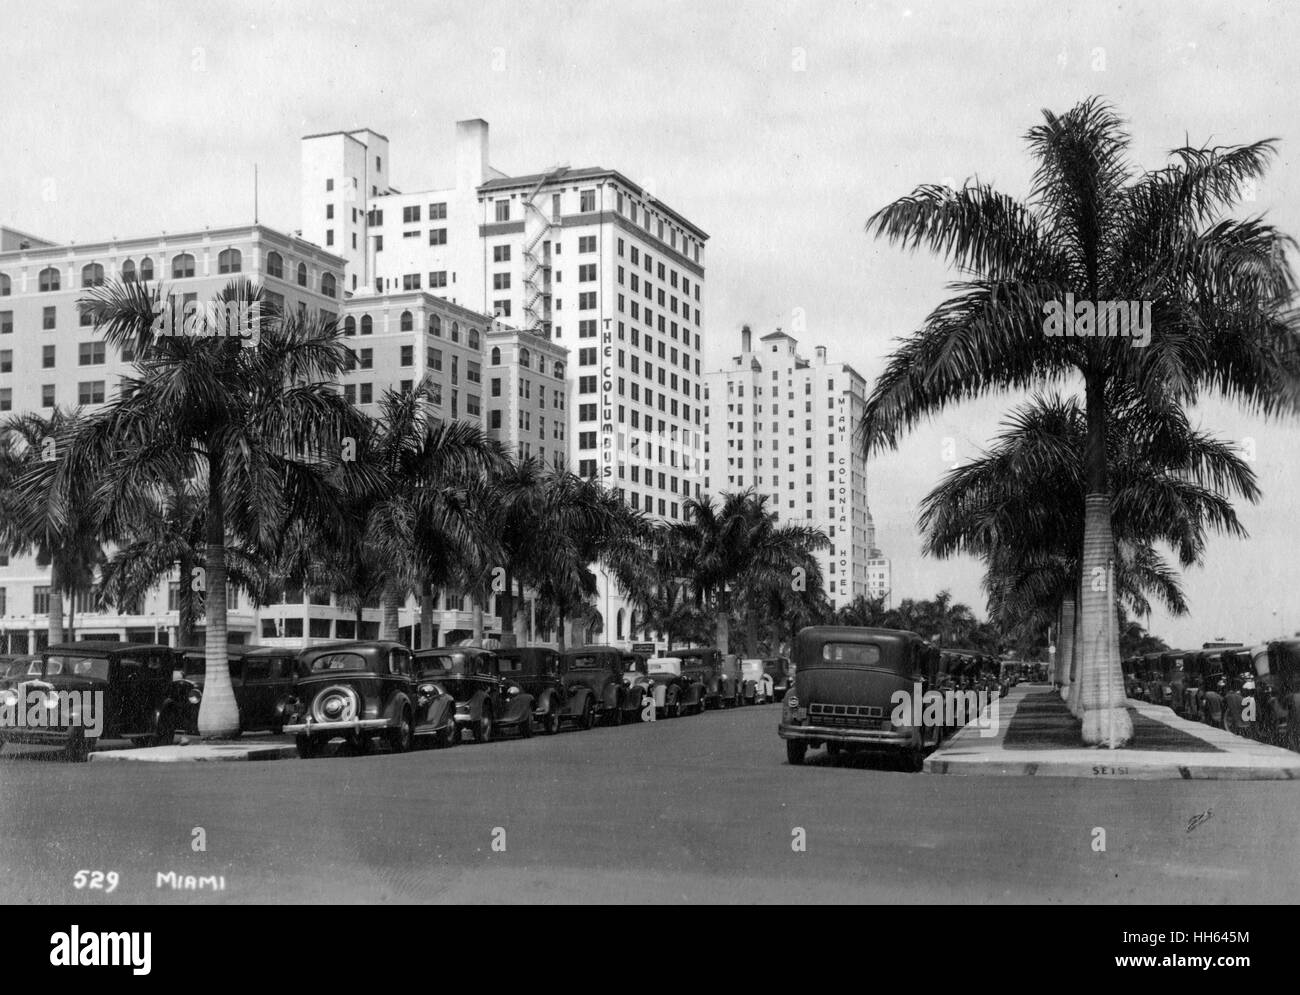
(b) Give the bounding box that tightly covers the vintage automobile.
[285,641,455,757]
[559,645,645,726]
[1140,651,1167,704]
[415,646,534,744]
[620,652,657,721]
[0,642,181,760]
[675,647,733,709]
[763,657,792,702]
[0,655,40,691]
[781,626,944,771]
[1187,650,1228,725]
[175,644,299,735]
[1220,645,1268,737]
[1263,639,1300,752]
[496,646,569,734]
[1121,656,1147,700]
[740,658,768,704]
[643,656,705,717]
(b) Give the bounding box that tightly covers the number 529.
[73,870,119,893]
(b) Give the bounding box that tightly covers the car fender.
[383,692,413,724]
[535,687,559,716]
[622,686,644,712]
[502,693,535,725]
[682,682,704,706]
[563,686,592,717]
[423,693,455,730]
[468,691,491,723]
[601,682,622,712]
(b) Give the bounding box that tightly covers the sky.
[2,0,1298,648]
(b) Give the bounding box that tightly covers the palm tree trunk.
[745,610,758,657]
[471,594,484,643]
[354,601,363,639]
[198,456,239,738]
[557,609,567,651]
[177,551,196,646]
[513,578,528,645]
[419,579,433,650]
[1067,572,1084,716]
[47,560,64,646]
[66,588,76,642]
[498,570,516,648]
[715,589,730,655]
[1057,594,1076,698]
[380,583,401,642]
[1075,495,1131,745]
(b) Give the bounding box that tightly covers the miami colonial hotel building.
[0,118,714,652]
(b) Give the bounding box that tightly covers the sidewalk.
[88,735,298,763]
[925,684,1300,780]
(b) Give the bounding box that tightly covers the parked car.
[559,646,644,726]
[619,652,655,721]
[763,657,792,702]
[1121,656,1146,700]
[175,644,298,735]
[1220,645,1268,738]
[644,656,705,717]
[415,646,534,744]
[675,647,732,709]
[1141,651,1167,705]
[0,655,40,691]
[740,658,767,704]
[1188,650,1228,726]
[496,647,569,734]
[1264,639,1300,752]
[781,626,943,771]
[285,641,454,757]
[0,642,181,760]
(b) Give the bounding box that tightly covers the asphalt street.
[1,701,1297,904]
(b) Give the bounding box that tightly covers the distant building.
[703,325,878,612]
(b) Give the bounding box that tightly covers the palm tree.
[674,491,828,653]
[921,389,1255,712]
[34,278,368,737]
[0,408,104,647]
[864,98,1300,745]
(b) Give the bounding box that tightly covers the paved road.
[1,701,1297,903]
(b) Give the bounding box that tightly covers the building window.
[78,380,105,404]
[400,345,413,367]
[0,273,8,296]
[430,202,447,219]
[578,292,596,310]
[140,257,154,281]
[43,306,56,330]
[578,264,597,282]
[81,263,105,287]
[170,253,194,279]
[429,314,442,337]
[493,245,511,262]
[218,248,242,274]
[297,262,308,286]
[494,200,510,222]
[121,259,136,283]
[361,315,373,335]
[402,274,421,291]
[78,341,106,365]
[0,350,9,373]
[580,189,596,212]
[494,300,511,317]
[39,267,60,292]
[403,205,421,224]
[0,311,11,335]
[490,347,501,365]
[400,310,414,332]
[322,272,337,297]
[428,347,443,371]
[360,383,373,404]
[429,228,447,245]
[468,328,480,349]
[359,349,373,370]
[344,316,356,336]
[493,273,511,290]
[579,235,596,253]
[490,409,502,429]
[429,271,447,288]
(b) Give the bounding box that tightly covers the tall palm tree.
[864,98,1300,745]
[921,388,1255,712]
[33,278,367,737]
[0,408,104,647]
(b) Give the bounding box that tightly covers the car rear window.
[567,655,603,669]
[44,656,110,679]
[309,652,372,673]
[820,643,882,666]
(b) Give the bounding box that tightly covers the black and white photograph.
[0,0,1296,949]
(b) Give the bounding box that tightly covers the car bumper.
[778,721,915,748]
[283,718,392,736]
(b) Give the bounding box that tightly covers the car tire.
[519,713,533,739]
[151,710,176,748]
[295,734,318,759]
[388,709,414,753]
[786,740,807,766]
[609,702,623,727]
[903,742,925,773]
[581,700,596,731]
[477,709,493,744]
[826,741,841,758]
[543,708,560,735]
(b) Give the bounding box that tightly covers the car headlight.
[187,690,202,705]
[508,686,521,696]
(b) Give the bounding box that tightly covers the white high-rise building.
[703,326,884,612]
[301,120,711,647]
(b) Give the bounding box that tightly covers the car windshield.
[1,660,31,679]
[308,652,373,674]
[420,653,487,677]
[649,659,681,675]
[820,643,883,666]
[44,656,110,680]
[566,655,606,670]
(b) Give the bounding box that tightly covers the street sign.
[631,642,657,655]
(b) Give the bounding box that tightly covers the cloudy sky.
[3,0,1297,647]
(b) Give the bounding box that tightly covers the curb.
[923,755,1300,780]
[89,741,298,763]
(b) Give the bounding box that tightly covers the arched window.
[296,262,308,287]
[0,273,10,296]
[519,347,531,366]
[172,253,195,279]
[321,272,336,298]
[38,267,60,292]
[468,328,480,350]
[343,316,356,337]
[616,608,625,640]
[554,361,564,378]
[140,257,154,281]
[360,315,373,336]
[266,251,283,279]
[120,260,136,284]
[490,346,501,365]
[450,321,460,343]
[81,263,104,287]
[628,611,638,641]
[429,315,442,337]
[217,248,241,274]
[400,310,413,332]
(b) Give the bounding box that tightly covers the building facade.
[703,326,883,613]
[0,223,345,652]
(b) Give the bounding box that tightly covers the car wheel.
[581,700,596,731]
[609,702,623,727]
[826,741,841,758]
[543,708,560,735]
[903,742,925,773]
[131,737,151,748]
[388,709,414,753]
[786,740,807,766]
[295,734,318,759]
[1287,716,1300,754]
[519,713,533,739]
[477,709,493,744]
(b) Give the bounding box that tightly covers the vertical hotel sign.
[601,317,614,479]
[835,390,849,595]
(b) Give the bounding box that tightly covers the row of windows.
[0,380,109,411]
[486,346,564,378]
[1,249,336,298]
[342,312,480,346]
